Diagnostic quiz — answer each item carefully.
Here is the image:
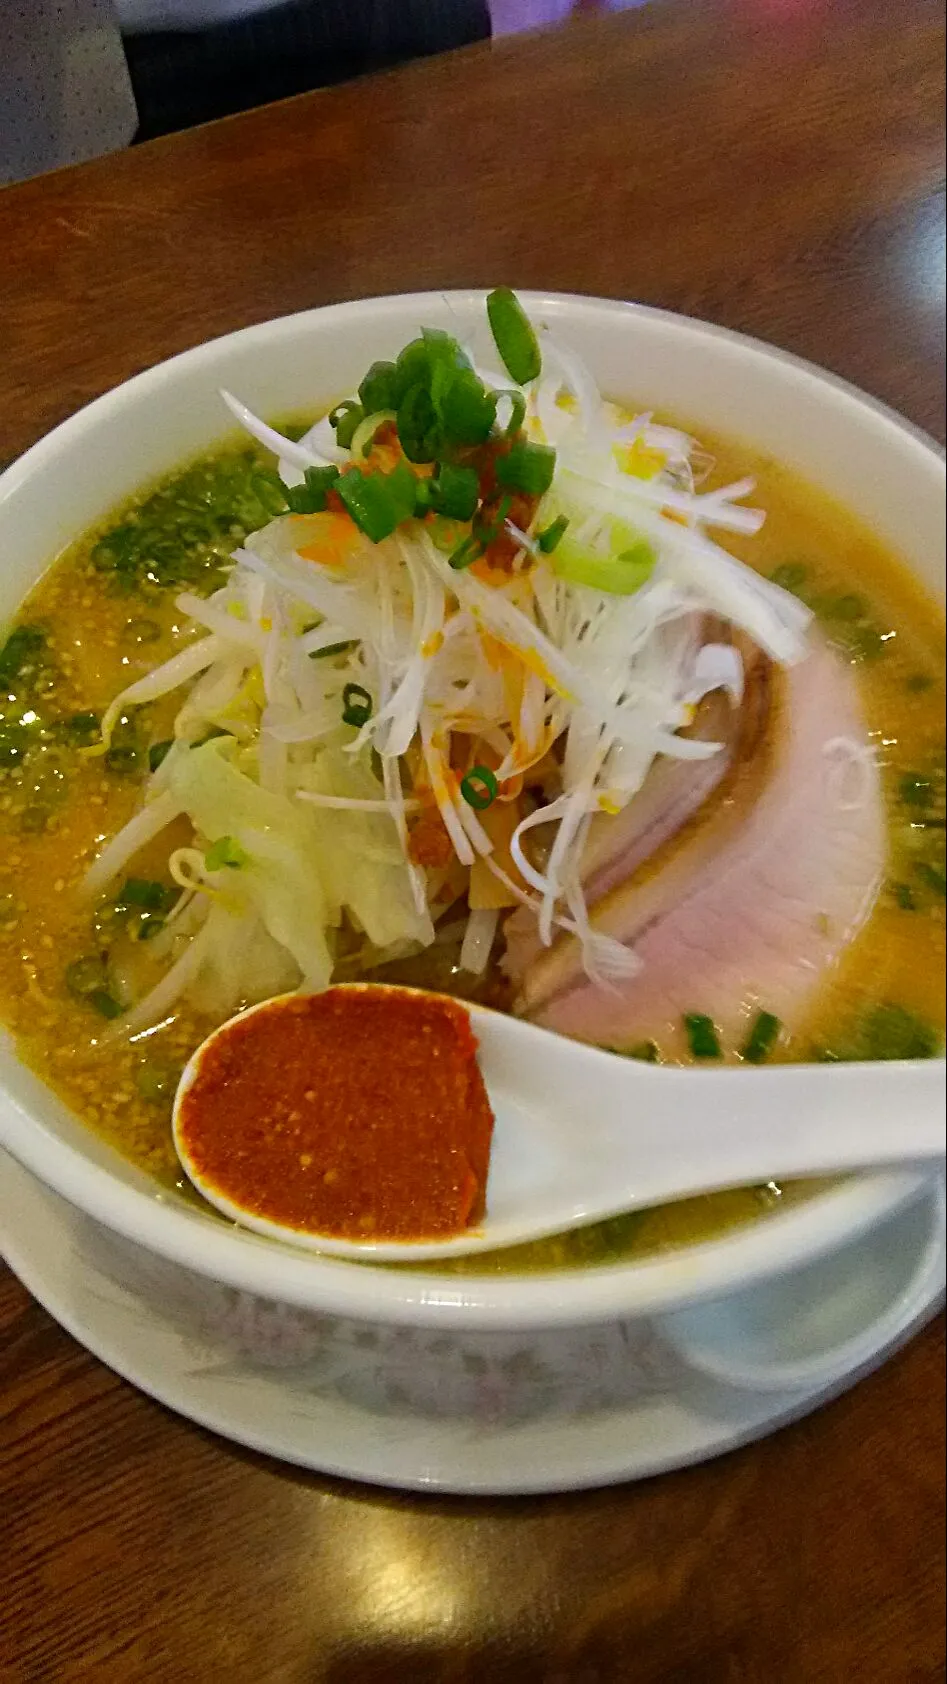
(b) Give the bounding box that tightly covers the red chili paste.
[177,988,495,1241]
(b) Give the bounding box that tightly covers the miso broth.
[0,421,942,1273]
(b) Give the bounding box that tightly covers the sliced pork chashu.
[506,635,884,1059]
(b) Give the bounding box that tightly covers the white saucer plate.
[2,1156,943,1495]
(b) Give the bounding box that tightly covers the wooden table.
[2,2,945,1678]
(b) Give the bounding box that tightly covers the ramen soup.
[0,296,943,1271]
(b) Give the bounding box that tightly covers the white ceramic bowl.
[0,292,944,1336]
[659,1176,946,1393]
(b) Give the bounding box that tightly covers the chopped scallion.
[394,337,437,398]
[900,772,934,808]
[336,461,418,542]
[551,535,656,595]
[136,1060,177,1103]
[916,861,947,897]
[65,956,109,999]
[495,440,556,497]
[284,466,341,514]
[310,639,358,661]
[89,989,123,1020]
[741,1011,782,1064]
[61,710,101,746]
[627,1040,660,1063]
[0,624,46,688]
[329,401,363,449]
[148,739,173,772]
[501,391,527,437]
[349,411,397,462]
[104,744,142,776]
[770,561,810,594]
[124,617,162,646]
[816,1002,940,1062]
[397,382,440,463]
[358,360,399,415]
[341,682,373,728]
[204,836,247,871]
[537,516,569,554]
[479,494,513,546]
[460,765,498,810]
[118,878,175,912]
[434,367,497,448]
[486,287,542,385]
[427,463,480,522]
[448,533,484,571]
[683,1013,722,1059]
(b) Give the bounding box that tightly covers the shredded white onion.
[296,791,422,814]
[220,390,332,472]
[98,916,215,1041]
[83,791,182,898]
[85,298,812,1021]
[459,907,499,975]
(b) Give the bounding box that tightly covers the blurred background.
[1,0,643,185]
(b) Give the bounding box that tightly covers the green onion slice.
[552,537,656,595]
[433,367,497,448]
[341,682,373,728]
[900,772,935,808]
[284,465,341,513]
[61,710,101,746]
[496,440,556,497]
[627,1040,661,1063]
[0,623,46,687]
[358,360,400,415]
[65,955,110,999]
[740,1011,782,1064]
[397,382,440,463]
[427,463,480,522]
[917,861,947,897]
[448,491,515,570]
[329,401,363,449]
[537,516,569,554]
[309,639,358,661]
[136,1060,176,1103]
[119,878,174,911]
[390,339,441,416]
[683,1013,722,1059]
[89,989,123,1020]
[336,461,418,543]
[429,517,469,554]
[448,533,484,571]
[478,494,514,546]
[104,744,142,776]
[204,836,247,871]
[500,391,528,438]
[348,410,397,461]
[486,287,542,385]
[460,765,498,810]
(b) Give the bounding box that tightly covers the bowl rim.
[0,289,943,1331]
[658,1176,947,1392]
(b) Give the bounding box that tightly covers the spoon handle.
[489,1015,947,1216]
[588,1056,947,1207]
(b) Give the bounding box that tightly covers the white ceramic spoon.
[173,988,946,1262]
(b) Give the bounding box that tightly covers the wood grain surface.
[1,2,945,1679]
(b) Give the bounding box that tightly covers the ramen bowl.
[0,293,944,1374]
